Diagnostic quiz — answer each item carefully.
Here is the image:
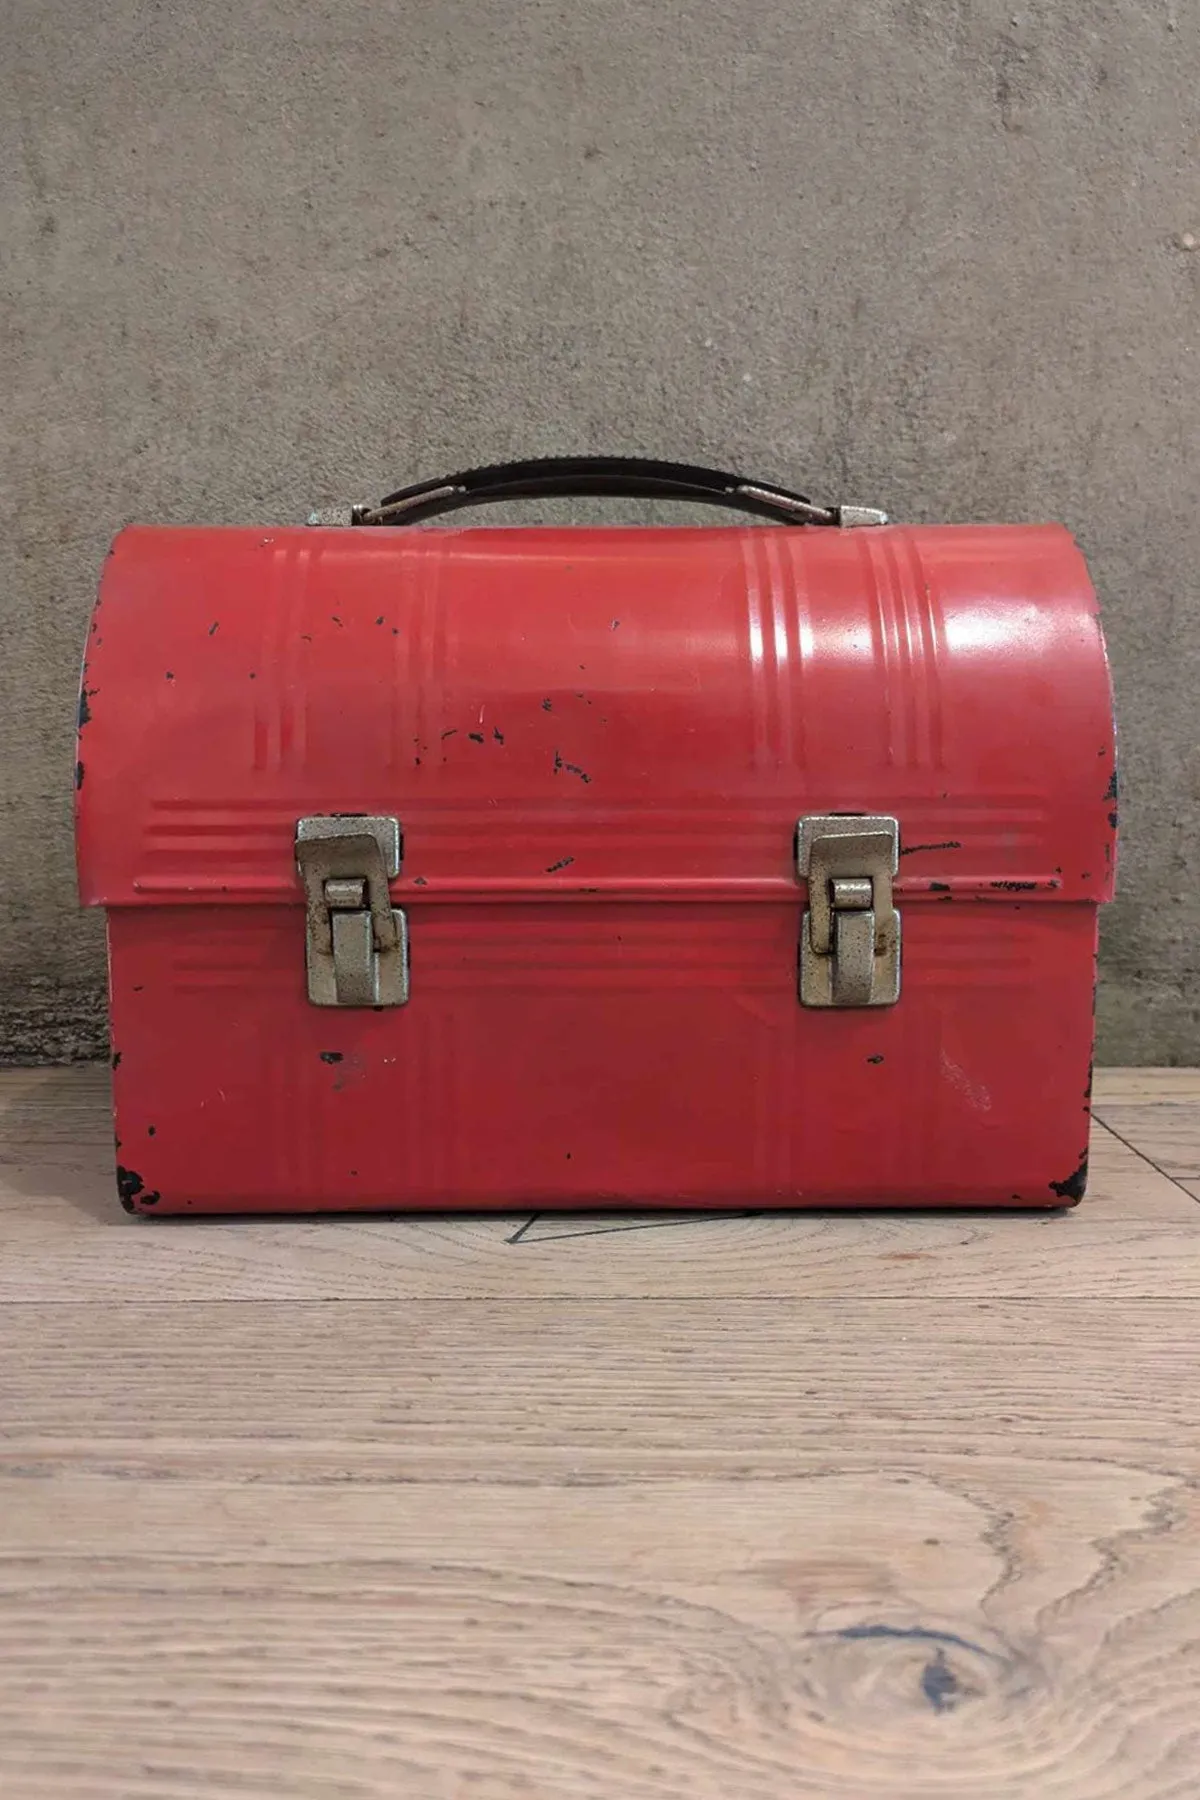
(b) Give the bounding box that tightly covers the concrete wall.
[2,0,1197,1062]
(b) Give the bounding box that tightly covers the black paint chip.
[1049,1155,1089,1203]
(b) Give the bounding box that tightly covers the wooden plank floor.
[2,1069,1199,1799]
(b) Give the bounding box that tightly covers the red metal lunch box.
[75,457,1117,1215]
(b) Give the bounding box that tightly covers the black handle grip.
[357,456,843,527]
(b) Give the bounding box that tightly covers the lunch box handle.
[349,457,886,529]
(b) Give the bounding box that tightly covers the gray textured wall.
[2,0,1197,1062]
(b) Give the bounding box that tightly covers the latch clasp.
[797,815,901,1008]
[295,817,409,1007]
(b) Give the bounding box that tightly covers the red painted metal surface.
[76,522,1116,1214]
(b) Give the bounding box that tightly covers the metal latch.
[295,817,409,1007]
[797,815,901,1008]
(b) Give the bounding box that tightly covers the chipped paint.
[115,1166,144,1209]
[1049,1154,1089,1203]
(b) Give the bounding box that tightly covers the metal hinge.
[295,816,409,1007]
[797,815,901,1007]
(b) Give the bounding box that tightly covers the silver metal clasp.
[797,814,901,1008]
[295,816,409,1007]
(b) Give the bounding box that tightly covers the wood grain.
[2,1467,1198,1800]
[2,1304,1200,1798]
[2,1298,1199,1483]
[1093,1068,1200,1103]
[1092,1104,1200,1178]
[3,1068,1200,1799]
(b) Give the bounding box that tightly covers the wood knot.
[799,1621,1031,1725]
